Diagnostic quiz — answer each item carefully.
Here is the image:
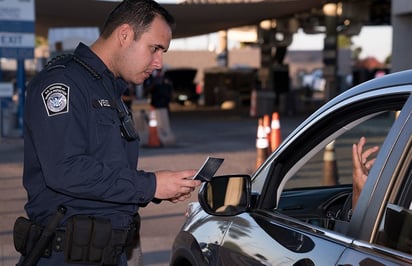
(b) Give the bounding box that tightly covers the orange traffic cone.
[146,107,161,148]
[256,118,269,169]
[270,112,281,152]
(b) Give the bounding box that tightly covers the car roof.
[321,69,412,113]
[292,69,412,141]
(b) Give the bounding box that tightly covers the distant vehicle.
[301,69,325,92]
[164,68,199,105]
[171,69,412,265]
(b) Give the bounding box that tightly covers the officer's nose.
[152,52,163,70]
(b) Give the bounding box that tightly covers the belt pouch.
[102,230,127,266]
[13,217,33,255]
[89,217,112,263]
[65,216,93,262]
[13,217,43,256]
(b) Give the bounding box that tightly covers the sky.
[170,25,393,63]
[289,26,392,62]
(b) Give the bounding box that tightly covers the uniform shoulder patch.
[41,83,70,116]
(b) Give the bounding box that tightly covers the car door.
[216,211,351,265]
[240,115,397,265]
[218,85,412,265]
[336,92,412,265]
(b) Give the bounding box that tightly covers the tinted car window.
[273,112,395,230]
[284,112,394,190]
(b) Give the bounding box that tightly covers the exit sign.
[0,0,35,59]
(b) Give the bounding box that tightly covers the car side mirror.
[198,175,251,216]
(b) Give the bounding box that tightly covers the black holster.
[13,217,50,258]
[16,206,67,266]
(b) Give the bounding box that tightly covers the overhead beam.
[35,0,324,39]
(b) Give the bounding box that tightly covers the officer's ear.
[117,24,133,46]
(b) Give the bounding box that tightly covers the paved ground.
[0,104,306,266]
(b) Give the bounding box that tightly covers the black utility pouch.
[65,216,93,262]
[13,217,32,255]
[13,217,45,256]
[89,218,112,263]
[64,216,113,264]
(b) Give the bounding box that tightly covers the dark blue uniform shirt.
[23,43,156,228]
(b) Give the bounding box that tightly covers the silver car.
[171,69,412,265]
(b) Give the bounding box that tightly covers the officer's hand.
[154,170,201,201]
[167,192,193,203]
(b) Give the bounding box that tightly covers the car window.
[284,112,394,190]
[274,109,401,232]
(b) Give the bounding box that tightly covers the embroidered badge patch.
[41,83,70,116]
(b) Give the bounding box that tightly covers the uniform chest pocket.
[94,108,122,143]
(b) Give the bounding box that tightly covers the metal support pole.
[16,58,25,136]
[323,14,339,101]
[217,30,228,67]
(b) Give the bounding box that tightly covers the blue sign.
[0,0,35,59]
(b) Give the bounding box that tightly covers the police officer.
[17,0,201,265]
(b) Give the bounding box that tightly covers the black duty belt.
[15,212,140,266]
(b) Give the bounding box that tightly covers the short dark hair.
[100,0,175,40]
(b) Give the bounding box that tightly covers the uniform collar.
[74,42,128,96]
[74,42,107,78]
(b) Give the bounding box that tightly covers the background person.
[122,82,137,110]
[16,1,200,265]
[147,69,173,112]
[144,69,176,145]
